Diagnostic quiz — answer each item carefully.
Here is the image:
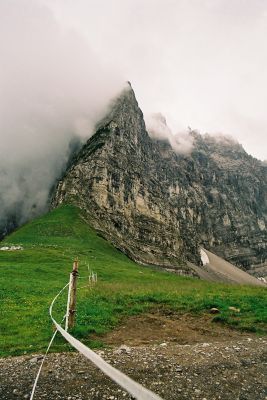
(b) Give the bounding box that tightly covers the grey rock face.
[52,85,267,271]
[188,134,267,269]
[0,215,18,241]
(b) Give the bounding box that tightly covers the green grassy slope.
[0,205,266,357]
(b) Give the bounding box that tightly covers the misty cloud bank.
[145,113,195,155]
[145,114,244,156]
[0,0,123,234]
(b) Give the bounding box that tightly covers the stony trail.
[1,336,266,400]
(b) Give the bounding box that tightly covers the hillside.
[52,84,267,273]
[0,205,266,358]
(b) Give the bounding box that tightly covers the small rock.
[210,308,220,314]
[29,357,38,363]
[115,345,131,354]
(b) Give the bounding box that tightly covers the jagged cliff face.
[52,85,267,271]
[155,134,267,269]
[189,135,267,268]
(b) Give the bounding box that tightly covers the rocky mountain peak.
[95,82,147,144]
[52,85,267,273]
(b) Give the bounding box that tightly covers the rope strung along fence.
[30,265,96,399]
[30,280,163,400]
[30,282,69,400]
[29,329,58,400]
[49,283,164,400]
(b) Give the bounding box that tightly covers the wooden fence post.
[66,259,79,330]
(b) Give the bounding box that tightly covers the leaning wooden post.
[66,259,79,330]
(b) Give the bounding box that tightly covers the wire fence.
[29,273,163,400]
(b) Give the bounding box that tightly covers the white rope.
[30,281,164,400]
[65,274,72,331]
[29,329,58,400]
[49,285,164,400]
[30,282,69,400]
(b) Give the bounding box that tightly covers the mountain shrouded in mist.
[52,85,267,271]
[1,0,267,248]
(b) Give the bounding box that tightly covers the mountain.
[52,84,267,273]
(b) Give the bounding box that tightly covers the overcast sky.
[43,0,267,160]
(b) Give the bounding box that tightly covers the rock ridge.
[52,85,267,272]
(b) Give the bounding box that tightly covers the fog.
[145,113,194,155]
[0,0,124,233]
[1,0,267,234]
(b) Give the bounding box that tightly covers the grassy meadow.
[0,205,266,357]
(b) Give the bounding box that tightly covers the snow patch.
[200,249,209,265]
[0,245,23,251]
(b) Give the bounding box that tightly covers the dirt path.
[0,314,266,400]
[98,312,252,347]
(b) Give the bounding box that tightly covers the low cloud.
[145,113,195,155]
[0,0,124,234]
[203,132,240,146]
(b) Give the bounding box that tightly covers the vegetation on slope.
[0,205,266,357]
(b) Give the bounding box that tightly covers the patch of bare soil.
[99,311,249,347]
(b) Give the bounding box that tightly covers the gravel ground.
[0,336,266,400]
